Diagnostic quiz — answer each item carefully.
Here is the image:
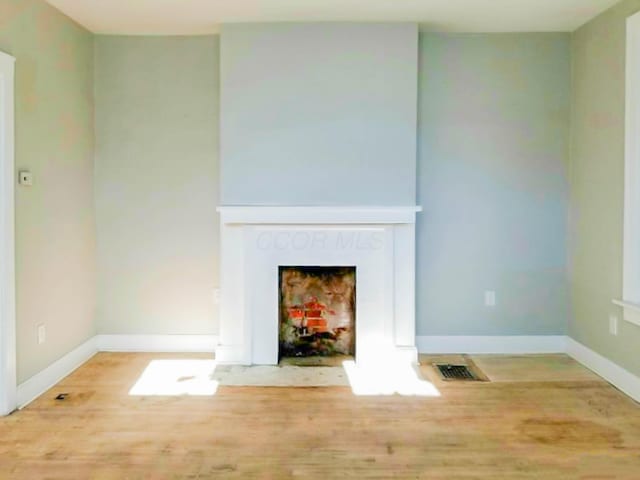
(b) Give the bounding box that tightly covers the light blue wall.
[91,30,573,339]
[416,33,571,335]
[94,36,220,335]
[220,23,418,206]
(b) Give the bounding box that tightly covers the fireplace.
[279,266,356,360]
[216,206,421,367]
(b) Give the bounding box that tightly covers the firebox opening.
[278,266,356,365]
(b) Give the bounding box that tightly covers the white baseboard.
[215,344,248,364]
[15,334,217,409]
[416,335,567,354]
[17,337,98,409]
[566,338,640,403]
[14,334,640,411]
[96,334,218,353]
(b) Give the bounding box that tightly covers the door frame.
[0,50,16,416]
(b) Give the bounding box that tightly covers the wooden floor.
[1,353,640,479]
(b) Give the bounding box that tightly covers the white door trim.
[0,50,16,416]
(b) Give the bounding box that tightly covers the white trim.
[16,337,97,409]
[217,205,422,225]
[0,51,16,416]
[12,334,640,408]
[217,212,419,366]
[96,334,219,352]
[416,335,567,354]
[612,299,640,327]
[620,13,640,313]
[566,338,640,403]
[612,299,640,311]
[16,335,218,408]
[416,335,640,403]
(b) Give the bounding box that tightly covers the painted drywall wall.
[0,0,96,383]
[94,36,219,335]
[417,33,571,336]
[570,0,640,377]
[220,23,418,206]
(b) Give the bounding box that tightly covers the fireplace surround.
[216,206,421,366]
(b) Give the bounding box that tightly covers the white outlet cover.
[609,315,619,336]
[485,290,496,307]
[37,324,46,344]
[213,288,220,305]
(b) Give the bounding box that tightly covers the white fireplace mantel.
[216,205,422,366]
[217,205,422,225]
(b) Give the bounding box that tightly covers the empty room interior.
[2,0,640,477]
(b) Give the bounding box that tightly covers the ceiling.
[45,0,621,35]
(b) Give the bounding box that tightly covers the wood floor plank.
[0,353,639,479]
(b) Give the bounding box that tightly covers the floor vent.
[435,364,477,381]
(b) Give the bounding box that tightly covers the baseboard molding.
[15,334,217,409]
[566,338,640,403]
[416,335,567,354]
[96,334,218,353]
[15,334,640,411]
[418,335,640,403]
[17,337,98,409]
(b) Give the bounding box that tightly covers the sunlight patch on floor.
[127,358,439,397]
[342,360,441,397]
[129,359,219,396]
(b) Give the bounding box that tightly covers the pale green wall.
[570,0,640,376]
[0,0,96,382]
[417,33,571,336]
[94,36,219,335]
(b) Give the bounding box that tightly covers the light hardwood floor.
[1,353,639,479]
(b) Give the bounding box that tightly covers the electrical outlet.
[484,290,496,307]
[609,315,619,336]
[37,324,46,345]
[213,288,220,305]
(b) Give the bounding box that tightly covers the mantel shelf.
[216,205,423,225]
